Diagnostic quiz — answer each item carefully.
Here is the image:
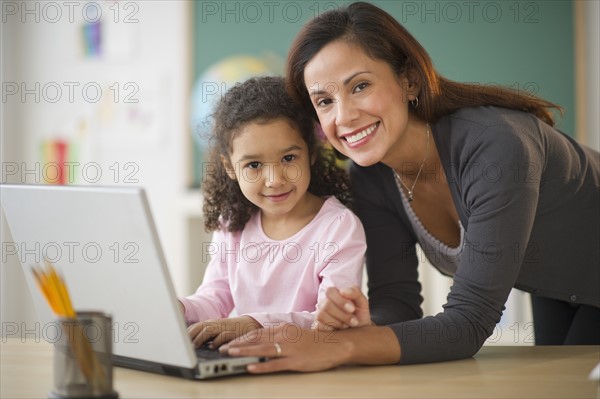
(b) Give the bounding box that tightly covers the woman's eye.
[353,82,368,93]
[282,154,295,163]
[246,162,261,169]
[316,98,333,107]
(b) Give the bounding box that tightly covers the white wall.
[1,1,192,329]
[575,0,600,151]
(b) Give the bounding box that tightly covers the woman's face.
[304,40,416,167]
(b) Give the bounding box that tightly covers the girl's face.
[223,118,313,220]
[304,40,417,167]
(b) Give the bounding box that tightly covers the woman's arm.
[226,113,548,369]
[221,324,401,373]
[387,113,545,364]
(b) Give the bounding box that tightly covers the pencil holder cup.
[49,311,119,399]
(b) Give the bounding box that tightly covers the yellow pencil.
[31,261,108,390]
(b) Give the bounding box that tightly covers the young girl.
[179,76,366,349]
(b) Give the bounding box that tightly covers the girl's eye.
[246,161,261,169]
[282,154,295,163]
[353,82,369,93]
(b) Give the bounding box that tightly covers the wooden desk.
[2,340,598,398]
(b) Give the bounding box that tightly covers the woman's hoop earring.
[410,97,419,108]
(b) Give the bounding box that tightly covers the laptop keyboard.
[195,344,230,360]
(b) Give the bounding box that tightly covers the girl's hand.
[312,286,373,330]
[187,316,261,348]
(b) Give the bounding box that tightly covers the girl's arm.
[187,315,261,349]
[313,286,373,330]
[312,165,424,330]
[179,229,235,322]
[242,201,368,330]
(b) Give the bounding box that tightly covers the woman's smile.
[341,121,380,147]
[304,40,416,167]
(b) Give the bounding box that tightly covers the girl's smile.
[263,190,292,202]
[223,117,321,234]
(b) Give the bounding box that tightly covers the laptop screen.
[1,184,197,368]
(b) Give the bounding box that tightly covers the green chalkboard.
[191,0,574,187]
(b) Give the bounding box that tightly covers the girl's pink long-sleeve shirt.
[180,197,366,329]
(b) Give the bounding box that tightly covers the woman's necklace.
[393,123,430,202]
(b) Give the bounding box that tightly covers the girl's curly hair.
[201,76,351,232]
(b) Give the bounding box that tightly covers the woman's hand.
[220,324,401,373]
[187,316,261,349]
[312,286,373,330]
[220,324,353,372]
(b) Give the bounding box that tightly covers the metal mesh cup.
[49,311,118,399]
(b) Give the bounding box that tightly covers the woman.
[220,2,599,371]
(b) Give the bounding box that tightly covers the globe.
[190,54,282,157]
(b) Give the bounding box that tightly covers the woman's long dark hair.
[287,1,561,125]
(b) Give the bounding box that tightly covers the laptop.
[0,183,264,379]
